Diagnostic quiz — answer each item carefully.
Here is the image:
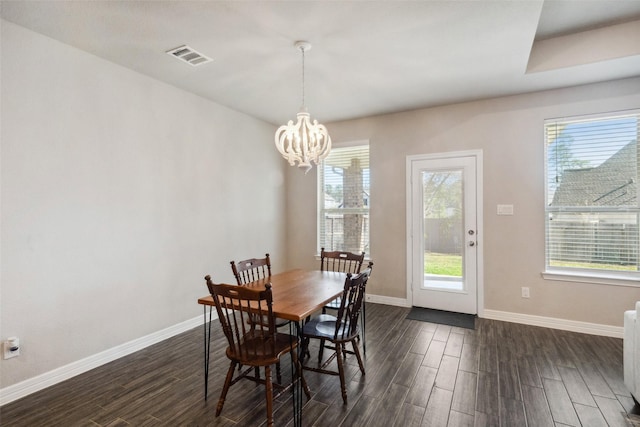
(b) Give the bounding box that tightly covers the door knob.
[469,241,475,247]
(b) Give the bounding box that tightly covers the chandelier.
[275,41,332,174]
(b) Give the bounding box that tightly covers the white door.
[407,152,481,314]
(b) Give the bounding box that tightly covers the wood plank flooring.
[1,303,638,426]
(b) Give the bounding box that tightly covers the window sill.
[542,270,640,287]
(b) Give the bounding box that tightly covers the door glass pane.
[422,170,464,290]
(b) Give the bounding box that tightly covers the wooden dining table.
[197,269,348,425]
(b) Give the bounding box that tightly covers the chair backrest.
[205,275,276,361]
[333,266,372,341]
[231,253,271,285]
[320,248,365,274]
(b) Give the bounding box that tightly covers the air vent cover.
[166,45,212,66]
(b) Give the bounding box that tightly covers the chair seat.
[324,298,341,310]
[303,316,359,342]
[228,332,299,366]
[250,314,290,329]
[314,313,337,322]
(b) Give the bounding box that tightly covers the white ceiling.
[2,0,640,125]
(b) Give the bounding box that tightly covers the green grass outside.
[426,253,639,275]
[425,252,462,276]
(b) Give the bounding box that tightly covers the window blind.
[318,144,370,254]
[545,110,640,275]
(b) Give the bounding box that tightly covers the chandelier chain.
[301,45,306,108]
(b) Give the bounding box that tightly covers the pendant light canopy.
[275,41,332,174]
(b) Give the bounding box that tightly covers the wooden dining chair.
[205,276,310,427]
[319,248,370,355]
[320,248,365,274]
[230,253,289,380]
[302,267,371,404]
[320,248,365,315]
[231,253,289,326]
[231,253,272,284]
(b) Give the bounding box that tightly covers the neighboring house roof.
[551,141,637,207]
[325,193,340,209]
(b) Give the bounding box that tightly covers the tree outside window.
[318,144,370,255]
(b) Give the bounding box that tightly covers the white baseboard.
[366,293,410,307]
[483,309,624,338]
[366,293,623,338]
[0,313,208,406]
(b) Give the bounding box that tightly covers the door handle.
[469,241,475,247]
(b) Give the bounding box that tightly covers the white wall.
[0,21,285,389]
[286,76,640,328]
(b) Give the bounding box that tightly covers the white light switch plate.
[497,204,514,215]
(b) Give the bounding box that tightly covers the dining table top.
[197,269,348,322]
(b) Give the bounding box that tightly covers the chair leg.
[217,360,237,416]
[302,337,311,360]
[318,339,326,364]
[264,365,274,427]
[276,361,282,384]
[303,316,312,359]
[351,339,365,375]
[335,344,348,404]
[362,300,366,355]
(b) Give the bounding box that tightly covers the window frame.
[317,139,370,257]
[543,109,640,286]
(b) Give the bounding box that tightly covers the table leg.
[204,305,213,400]
[290,321,303,427]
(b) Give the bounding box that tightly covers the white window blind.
[545,110,640,277]
[318,143,370,255]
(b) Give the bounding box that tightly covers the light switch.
[497,204,514,215]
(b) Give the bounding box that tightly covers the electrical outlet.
[521,287,530,298]
[3,339,20,359]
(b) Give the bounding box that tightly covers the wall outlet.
[521,287,530,298]
[3,338,20,359]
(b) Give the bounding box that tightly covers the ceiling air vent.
[166,45,212,66]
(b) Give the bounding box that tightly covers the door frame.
[406,150,484,317]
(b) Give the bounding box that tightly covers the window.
[545,110,640,280]
[318,142,370,255]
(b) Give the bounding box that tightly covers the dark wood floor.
[1,303,638,426]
